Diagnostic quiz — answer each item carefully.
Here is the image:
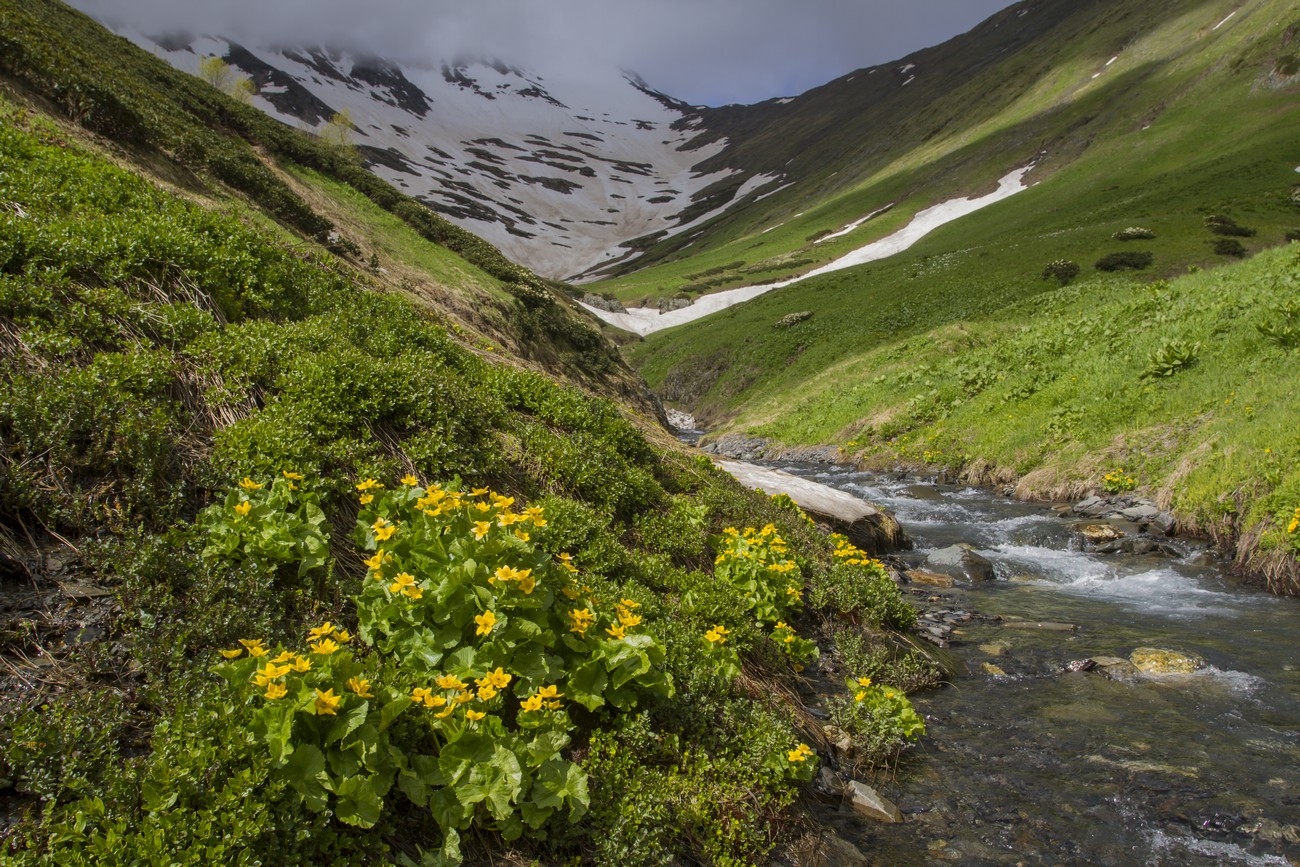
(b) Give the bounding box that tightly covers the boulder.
[813,766,847,800]
[1073,495,1111,517]
[822,724,853,759]
[848,781,903,823]
[925,545,996,582]
[1129,647,1208,675]
[819,830,870,865]
[1119,504,1160,522]
[1149,511,1177,536]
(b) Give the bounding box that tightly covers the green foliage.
[809,535,916,630]
[197,473,329,580]
[829,675,926,770]
[1141,337,1200,379]
[1112,226,1156,241]
[1095,250,1154,271]
[1102,468,1138,493]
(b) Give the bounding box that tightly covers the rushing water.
[769,462,1300,866]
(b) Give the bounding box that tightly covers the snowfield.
[582,164,1036,336]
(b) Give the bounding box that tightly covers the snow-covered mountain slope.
[112,29,781,281]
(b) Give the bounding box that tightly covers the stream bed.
[769,462,1299,866]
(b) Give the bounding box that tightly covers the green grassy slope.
[593,0,1300,302]
[0,5,938,864]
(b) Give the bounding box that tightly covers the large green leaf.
[335,774,382,828]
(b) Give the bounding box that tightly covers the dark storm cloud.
[68,0,1017,105]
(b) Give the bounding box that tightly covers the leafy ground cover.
[0,90,930,864]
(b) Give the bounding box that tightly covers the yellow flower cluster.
[410,667,513,721]
[490,565,536,595]
[520,684,563,713]
[704,624,730,644]
[773,621,799,646]
[1103,469,1137,493]
[831,534,882,569]
[853,676,873,702]
[308,621,352,655]
[1288,507,1300,534]
[715,524,794,569]
[221,626,355,705]
[786,743,814,764]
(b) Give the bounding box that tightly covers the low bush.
[1214,238,1247,257]
[1204,214,1256,237]
[1095,251,1154,271]
[1112,226,1156,241]
[1040,259,1081,285]
[1141,338,1200,379]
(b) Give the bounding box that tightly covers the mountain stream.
[764,461,1300,866]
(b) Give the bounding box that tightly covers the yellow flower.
[359,493,374,505]
[618,612,643,629]
[517,573,536,595]
[401,474,420,486]
[356,478,383,492]
[477,684,498,701]
[314,688,342,716]
[239,638,268,657]
[855,690,867,702]
[347,677,374,699]
[436,674,467,691]
[308,622,334,641]
[568,608,595,635]
[364,550,388,570]
[264,682,288,700]
[490,565,517,584]
[233,501,251,517]
[474,610,497,637]
[219,648,243,659]
[282,470,304,481]
[514,529,530,542]
[618,598,639,609]
[271,650,294,664]
[537,685,563,700]
[491,494,515,509]
[470,487,489,497]
[704,625,730,644]
[856,676,872,687]
[310,638,340,655]
[389,572,417,594]
[605,624,627,640]
[424,694,447,709]
[520,694,544,713]
[374,523,397,542]
[239,477,262,490]
[290,655,312,673]
[465,709,486,722]
[411,687,433,704]
[335,629,352,644]
[483,667,512,689]
[434,704,456,719]
[473,521,491,540]
[786,743,814,763]
[402,585,423,600]
[454,691,475,705]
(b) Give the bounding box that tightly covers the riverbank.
[697,431,1300,597]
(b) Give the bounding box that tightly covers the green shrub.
[1040,259,1081,285]
[1112,226,1156,241]
[1141,338,1200,378]
[1213,238,1247,257]
[1204,214,1256,237]
[1095,251,1154,271]
[774,311,813,328]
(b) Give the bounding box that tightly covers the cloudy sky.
[72,0,1017,106]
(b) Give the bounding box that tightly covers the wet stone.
[848,781,903,823]
[1129,647,1208,675]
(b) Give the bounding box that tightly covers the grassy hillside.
[0,4,937,864]
[593,0,1300,301]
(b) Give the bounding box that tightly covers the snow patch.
[775,97,795,105]
[815,203,895,243]
[902,75,916,87]
[1106,55,1119,66]
[584,164,1036,336]
[1213,10,1237,30]
[899,63,916,74]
